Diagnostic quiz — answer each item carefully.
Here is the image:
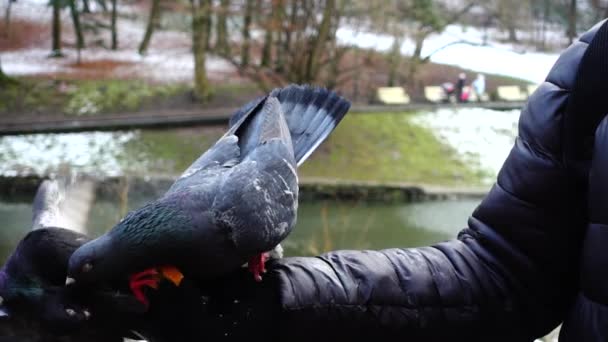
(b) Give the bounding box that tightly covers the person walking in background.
[472,73,486,102]
[456,72,467,102]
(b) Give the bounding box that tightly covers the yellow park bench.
[424,86,443,103]
[496,85,528,101]
[376,87,411,105]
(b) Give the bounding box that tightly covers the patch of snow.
[2,1,235,82]
[0,131,136,178]
[411,107,520,183]
[337,24,562,84]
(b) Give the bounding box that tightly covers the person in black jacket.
[177,19,608,342]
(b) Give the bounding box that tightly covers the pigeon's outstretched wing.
[229,84,350,165]
[166,84,350,197]
[211,96,298,256]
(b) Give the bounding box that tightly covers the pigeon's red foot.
[129,268,161,308]
[248,253,269,282]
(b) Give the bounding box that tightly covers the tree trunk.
[82,0,91,13]
[407,31,426,89]
[507,25,518,42]
[95,0,108,12]
[4,0,12,38]
[191,0,211,101]
[50,0,64,57]
[261,0,282,67]
[111,0,118,49]
[205,5,212,50]
[352,47,360,102]
[69,0,85,55]
[139,0,162,55]
[387,36,401,87]
[241,0,253,66]
[215,0,229,53]
[567,0,577,45]
[272,0,284,71]
[305,0,335,82]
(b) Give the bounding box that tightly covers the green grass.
[0,77,262,117]
[0,78,190,117]
[109,112,483,187]
[299,112,486,186]
[64,80,188,116]
[117,127,225,176]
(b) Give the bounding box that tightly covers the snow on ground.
[411,107,521,183]
[2,0,236,82]
[0,131,136,178]
[3,0,564,85]
[337,24,562,84]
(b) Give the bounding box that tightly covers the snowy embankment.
[336,24,562,85]
[412,107,520,183]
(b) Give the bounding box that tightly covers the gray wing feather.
[165,135,240,195]
[212,139,298,256]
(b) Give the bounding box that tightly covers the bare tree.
[139,0,162,55]
[567,0,577,44]
[111,0,118,49]
[218,0,347,91]
[50,0,64,57]
[191,0,212,101]
[68,0,85,63]
[4,0,14,38]
[241,0,254,67]
[215,0,230,54]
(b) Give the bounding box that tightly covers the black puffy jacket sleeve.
[264,20,608,342]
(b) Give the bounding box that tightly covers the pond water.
[0,194,482,264]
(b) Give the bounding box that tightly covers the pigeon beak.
[65,277,76,286]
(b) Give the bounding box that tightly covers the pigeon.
[0,179,142,341]
[65,84,351,308]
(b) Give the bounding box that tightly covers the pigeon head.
[66,234,118,286]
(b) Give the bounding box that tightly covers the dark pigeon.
[0,179,143,341]
[65,84,351,305]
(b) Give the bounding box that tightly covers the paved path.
[0,101,525,136]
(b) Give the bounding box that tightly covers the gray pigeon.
[66,84,351,307]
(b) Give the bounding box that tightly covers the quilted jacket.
[266,19,608,342]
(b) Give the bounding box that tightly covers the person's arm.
[185,20,608,342]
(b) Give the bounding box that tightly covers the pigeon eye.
[82,263,93,273]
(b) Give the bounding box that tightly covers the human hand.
[0,227,144,341]
[122,264,281,342]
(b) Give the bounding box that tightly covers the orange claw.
[160,265,184,287]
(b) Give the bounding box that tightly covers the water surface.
[0,196,481,263]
